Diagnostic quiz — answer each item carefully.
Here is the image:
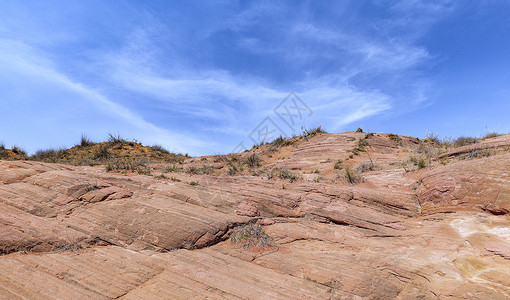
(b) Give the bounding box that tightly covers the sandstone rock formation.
[1,132,509,299]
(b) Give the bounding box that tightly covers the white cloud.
[0,39,206,154]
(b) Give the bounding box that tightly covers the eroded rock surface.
[1,132,510,299]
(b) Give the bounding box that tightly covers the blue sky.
[1,1,509,155]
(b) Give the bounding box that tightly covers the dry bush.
[454,136,478,147]
[31,148,67,163]
[230,223,275,250]
[482,132,502,139]
[355,161,379,173]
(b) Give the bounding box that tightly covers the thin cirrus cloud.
[0,1,455,155]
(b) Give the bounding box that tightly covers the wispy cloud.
[0,39,206,154]
[0,1,458,154]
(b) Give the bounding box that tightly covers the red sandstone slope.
[1,132,510,299]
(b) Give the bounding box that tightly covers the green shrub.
[356,127,364,133]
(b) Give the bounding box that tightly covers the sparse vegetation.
[454,136,478,147]
[186,165,213,175]
[466,149,492,160]
[227,162,242,176]
[416,143,437,157]
[482,132,502,139]
[424,133,440,144]
[151,144,170,154]
[107,133,128,145]
[31,148,67,163]
[188,181,199,186]
[154,174,168,179]
[334,160,343,170]
[11,146,27,157]
[230,223,275,250]
[302,125,327,137]
[388,133,402,144]
[94,145,112,161]
[356,161,379,173]
[270,168,299,182]
[269,135,293,148]
[356,127,364,133]
[244,153,261,167]
[344,167,363,184]
[80,134,95,147]
[0,142,8,159]
[104,158,149,173]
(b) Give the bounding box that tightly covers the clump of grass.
[188,181,199,186]
[151,144,170,154]
[80,134,95,147]
[355,161,379,173]
[230,223,275,250]
[137,167,152,175]
[269,135,294,148]
[107,133,128,145]
[0,142,9,159]
[31,148,67,163]
[334,160,343,170]
[482,132,502,139]
[227,163,241,176]
[11,146,27,157]
[454,136,478,147]
[186,165,212,175]
[244,153,261,167]
[401,156,428,172]
[424,133,440,144]
[154,174,168,179]
[302,125,327,137]
[356,127,364,133]
[388,133,402,144]
[270,167,299,182]
[162,164,181,173]
[94,145,112,161]
[416,143,437,157]
[344,167,363,184]
[466,149,492,160]
[170,177,181,182]
[417,158,427,169]
[104,158,148,172]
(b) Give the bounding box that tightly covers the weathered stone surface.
[1,132,509,299]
